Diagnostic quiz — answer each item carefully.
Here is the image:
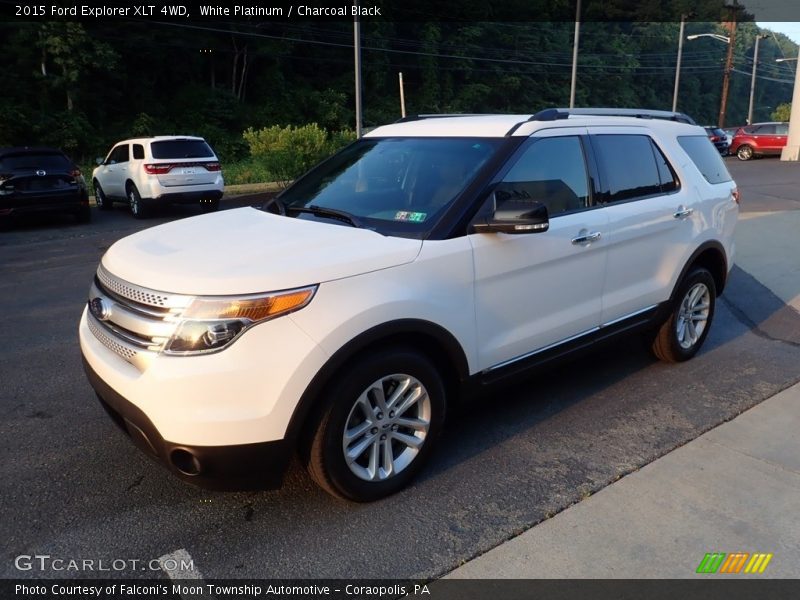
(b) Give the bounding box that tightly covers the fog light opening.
[170,448,202,476]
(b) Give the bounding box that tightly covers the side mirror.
[95,157,104,165]
[472,200,550,235]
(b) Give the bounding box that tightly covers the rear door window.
[677,135,732,184]
[151,140,214,159]
[591,134,666,203]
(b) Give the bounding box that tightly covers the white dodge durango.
[80,109,738,501]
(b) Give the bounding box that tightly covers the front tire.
[736,144,754,161]
[127,184,148,219]
[94,181,111,210]
[305,349,446,502]
[651,267,716,363]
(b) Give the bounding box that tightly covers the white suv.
[92,136,224,218]
[79,109,738,501]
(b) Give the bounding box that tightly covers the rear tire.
[304,348,446,502]
[127,184,148,219]
[651,267,716,363]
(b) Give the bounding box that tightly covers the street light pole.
[672,15,686,112]
[569,0,581,108]
[748,34,769,125]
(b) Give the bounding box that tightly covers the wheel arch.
[287,319,470,449]
[672,241,729,300]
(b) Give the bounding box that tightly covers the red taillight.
[732,187,740,205]
[204,162,221,171]
[70,168,82,177]
[144,163,172,174]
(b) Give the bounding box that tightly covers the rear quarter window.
[151,140,214,159]
[677,136,732,184]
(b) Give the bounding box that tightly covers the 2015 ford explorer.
[80,109,739,501]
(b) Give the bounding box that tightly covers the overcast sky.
[758,22,800,46]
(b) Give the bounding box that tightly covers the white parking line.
[158,549,216,600]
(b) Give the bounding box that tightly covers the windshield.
[275,137,503,237]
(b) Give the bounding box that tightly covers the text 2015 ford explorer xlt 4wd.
[80,109,739,501]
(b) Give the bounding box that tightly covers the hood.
[101,208,422,295]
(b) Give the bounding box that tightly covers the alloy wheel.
[341,373,431,482]
[676,282,710,350]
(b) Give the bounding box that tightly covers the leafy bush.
[243,123,355,188]
[771,103,791,122]
[221,158,274,186]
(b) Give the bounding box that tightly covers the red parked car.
[729,122,789,161]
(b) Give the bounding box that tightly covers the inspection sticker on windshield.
[394,211,427,222]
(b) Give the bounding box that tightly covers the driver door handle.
[673,207,694,219]
[571,231,602,245]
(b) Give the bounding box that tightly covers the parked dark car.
[0,147,90,222]
[729,122,789,161]
[704,127,729,154]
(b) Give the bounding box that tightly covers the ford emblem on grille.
[89,297,111,321]
[35,170,46,177]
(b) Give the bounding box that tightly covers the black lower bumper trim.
[151,190,224,203]
[82,355,291,491]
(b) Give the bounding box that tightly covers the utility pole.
[718,11,737,128]
[569,0,581,108]
[672,15,686,112]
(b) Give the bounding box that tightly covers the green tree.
[37,23,117,112]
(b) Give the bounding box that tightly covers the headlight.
[163,285,317,355]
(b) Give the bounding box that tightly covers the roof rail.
[530,107,697,126]
[394,113,485,123]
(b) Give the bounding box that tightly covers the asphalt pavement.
[1,159,799,581]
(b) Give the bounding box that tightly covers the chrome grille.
[87,316,138,361]
[97,266,170,307]
[88,267,191,371]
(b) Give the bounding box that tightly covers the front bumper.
[79,303,330,490]
[83,357,291,490]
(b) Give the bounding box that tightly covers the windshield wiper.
[288,204,364,228]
